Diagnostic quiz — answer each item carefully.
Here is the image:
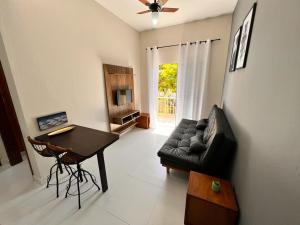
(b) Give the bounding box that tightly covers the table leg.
[57,159,63,174]
[97,151,108,192]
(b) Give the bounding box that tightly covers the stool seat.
[61,152,87,165]
[40,149,54,157]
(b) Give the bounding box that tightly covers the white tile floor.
[0,128,188,225]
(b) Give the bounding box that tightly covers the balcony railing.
[157,97,176,115]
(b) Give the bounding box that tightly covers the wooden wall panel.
[103,64,136,132]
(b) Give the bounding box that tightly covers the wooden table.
[35,125,119,192]
[185,172,238,225]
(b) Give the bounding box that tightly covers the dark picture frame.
[229,26,242,72]
[236,2,257,69]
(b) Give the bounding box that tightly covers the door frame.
[0,60,33,174]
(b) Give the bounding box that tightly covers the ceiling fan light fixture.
[152,11,159,25]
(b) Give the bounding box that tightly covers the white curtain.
[146,47,159,128]
[176,40,211,124]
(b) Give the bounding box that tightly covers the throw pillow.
[196,119,208,130]
[189,135,206,154]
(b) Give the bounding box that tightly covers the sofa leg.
[166,167,170,174]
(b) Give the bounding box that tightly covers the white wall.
[0,32,39,175]
[222,0,300,225]
[0,0,141,180]
[139,14,232,117]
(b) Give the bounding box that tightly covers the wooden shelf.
[112,110,140,125]
[112,121,137,135]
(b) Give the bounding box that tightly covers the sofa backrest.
[200,107,237,178]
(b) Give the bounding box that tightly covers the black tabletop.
[35,125,119,157]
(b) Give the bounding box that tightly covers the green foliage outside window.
[158,64,178,96]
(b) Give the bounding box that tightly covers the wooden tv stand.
[111,110,140,134]
[103,64,140,135]
[112,110,140,125]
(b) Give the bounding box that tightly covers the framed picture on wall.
[229,26,242,72]
[37,112,68,131]
[236,2,257,69]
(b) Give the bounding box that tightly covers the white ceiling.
[94,0,238,31]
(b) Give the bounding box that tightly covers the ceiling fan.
[137,0,179,25]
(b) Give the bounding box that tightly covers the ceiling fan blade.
[161,7,179,12]
[158,0,169,6]
[137,10,152,14]
[138,0,151,6]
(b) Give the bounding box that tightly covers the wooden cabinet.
[185,172,238,225]
[112,110,140,125]
[136,113,150,129]
[110,110,140,135]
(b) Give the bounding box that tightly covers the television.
[116,89,132,106]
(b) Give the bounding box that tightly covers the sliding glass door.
[157,63,178,127]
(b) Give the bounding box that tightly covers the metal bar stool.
[27,137,72,197]
[47,144,100,209]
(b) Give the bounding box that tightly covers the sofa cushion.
[157,119,202,168]
[203,111,217,143]
[200,107,237,177]
[189,135,206,154]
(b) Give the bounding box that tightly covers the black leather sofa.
[157,105,236,178]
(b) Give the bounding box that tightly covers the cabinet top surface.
[113,110,140,119]
[188,172,238,211]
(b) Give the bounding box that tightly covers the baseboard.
[33,174,46,185]
[21,151,27,160]
[0,158,9,166]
